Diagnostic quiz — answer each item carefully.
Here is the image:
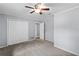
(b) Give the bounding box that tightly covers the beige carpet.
[0,39,76,56]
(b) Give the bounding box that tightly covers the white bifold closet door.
[7,20,29,45]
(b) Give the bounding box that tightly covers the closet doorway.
[34,22,45,40]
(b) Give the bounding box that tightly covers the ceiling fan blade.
[25,6,34,9]
[41,8,50,10]
[30,11,35,13]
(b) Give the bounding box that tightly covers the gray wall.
[29,21,35,39]
[40,15,54,42]
[45,15,54,42]
[0,14,7,48]
[54,7,79,55]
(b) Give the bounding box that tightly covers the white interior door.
[40,22,44,40]
[7,20,29,45]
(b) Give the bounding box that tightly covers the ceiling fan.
[25,3,50,15]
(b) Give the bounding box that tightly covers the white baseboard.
[54,45,79,56]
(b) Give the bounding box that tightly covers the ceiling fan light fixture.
[34,9,41,13]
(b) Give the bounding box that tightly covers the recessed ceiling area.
[0,3,79,19]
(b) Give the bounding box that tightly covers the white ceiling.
[0,3,79,19]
